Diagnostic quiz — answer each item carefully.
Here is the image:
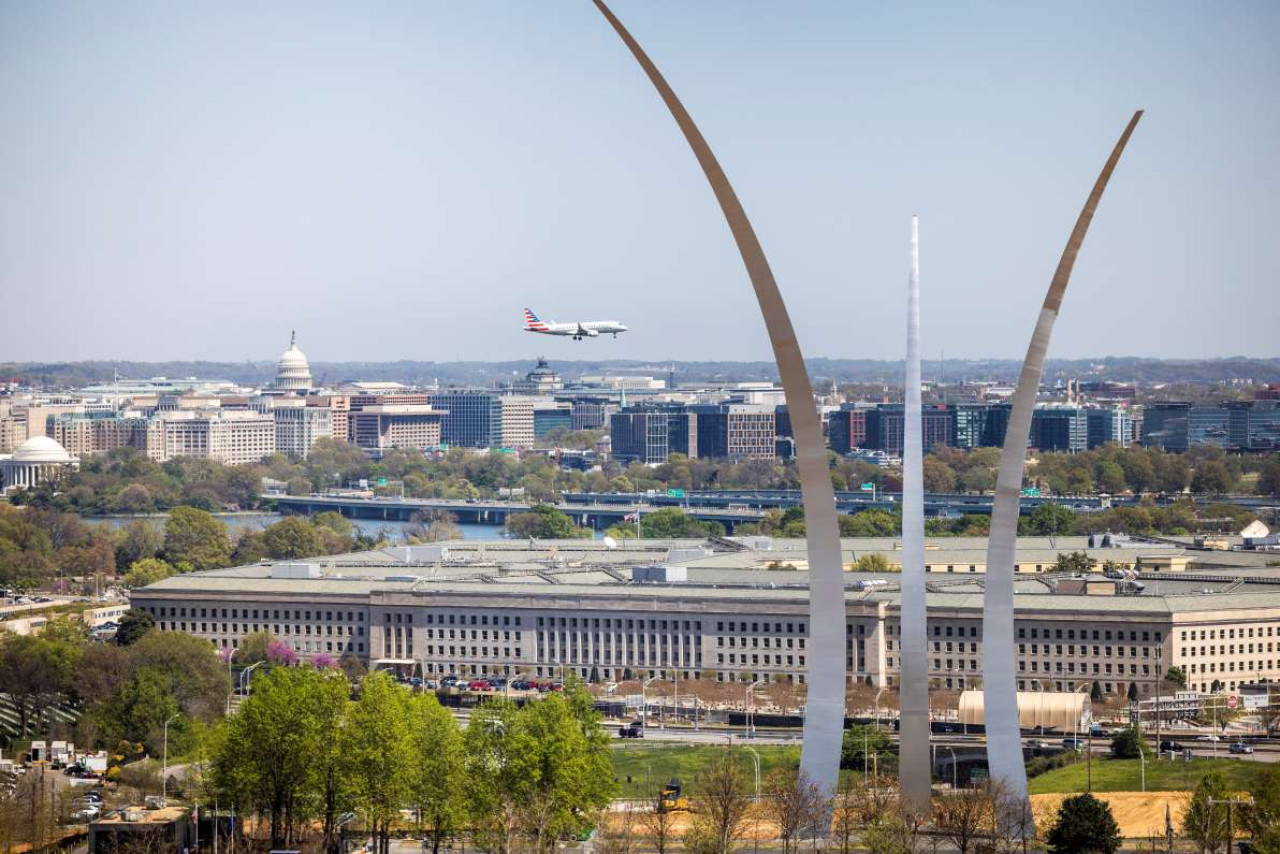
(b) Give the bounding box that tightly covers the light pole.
[162,713,179,802]
[944,746,958,789]
[747,679,766,738]
[224,648,238,715]
[642,676,659,727]
[238,660,264,698]
[1139,744,1146,792]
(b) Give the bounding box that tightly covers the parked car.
[467,680,492,691]
[1230,742,1254,755]
[1160,740,1186,752]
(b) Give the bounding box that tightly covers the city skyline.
[3,2,1277,362]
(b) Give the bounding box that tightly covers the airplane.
[523,308,628,340]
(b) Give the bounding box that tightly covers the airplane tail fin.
[524,308,550,331]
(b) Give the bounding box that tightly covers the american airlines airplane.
[523,308,628,340]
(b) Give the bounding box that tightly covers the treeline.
[10,442,1277,525]
[0,504,376,592]
[208,669,615,854]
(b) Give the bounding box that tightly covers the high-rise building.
[1188,405,1233,449]
[350,404,446,454]
[1225,400,1280,451]
[1085,407,1133,449]
[610,405,695,464]
[1030,406,1087,453]
[146,411,276,465]
[827,405,869,454]
[533,401,573,438]
[1142,403,1191,451]
[570,399,610,431]
[498,396,535,449]
[427,391,504,448]
[690,404,777,460]
[51,412,149,457]
[272,403,334,459]
[871,405,952,455]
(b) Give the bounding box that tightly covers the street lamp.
[746,679,766,737]
[642,676,659,727]
[238,661,264,698]
[224,648,239,715]
[162,713,179,801]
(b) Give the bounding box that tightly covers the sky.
[2,1,1277,365]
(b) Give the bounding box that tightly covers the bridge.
[265,487,1162,533]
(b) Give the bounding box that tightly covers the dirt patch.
[1031,791,1190,840]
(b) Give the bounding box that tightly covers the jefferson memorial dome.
[274,331,313,392]
[1,436,78,493]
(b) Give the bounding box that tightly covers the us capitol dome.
[274,331,313,392]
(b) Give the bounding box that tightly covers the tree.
[261,517,324,559]
[1054,551,1098,574]
[840,509,900,537]
[505,504,586,539]
[115,519,164,572]
[841,724,893,770]
[406,510,462,543]
[1024,504,1077,536]
[121,558,175,589]
[408,693,466,854]
[211,665,349,849]
[922,458,957,494]
[163,507,232,572]
[1127,682,1139,702]
[113,483,155,514]
[641,800,678,854]
[0,634,80,737]
[1095,462,1128,495]
[114,610,155,646]
[1045,793,1121,854]
[1109,725,1146,759]
[465,701,532,854]
[1258,460,1280,498]
[763,768,826,854]
[1182,771,1230,854]
[852,553,893,572]
[343,673,413,854]
[932,786,997,854]
[1164,666,1187,689]
[1191,460,1235,495]
[1090,681,1103,702]
[1249,763,1280,854]
[687,748,752,854]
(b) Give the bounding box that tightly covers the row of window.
[1181,626,1279,641]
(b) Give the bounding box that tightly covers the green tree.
[1054,551,1098,574]
[1109,726,1147,759]
[840,725,893,771]
[342,672,412,854]
[0,633,81,736]
[839,509,899,537]
[1024,503,1077,536]
[114,610,155,646]
[409,693,467,854]
[212,665,349,848]
[1258,460,1280,498]
[505,504,588,539]
[1095,462,1128,495]
[1165,666,1187,689]
[261,517,324,559]
[465,700,533,854]
[1045,793,1122,854]
[1192,460,1235,495]
[122,557,176,589]
[115,519,164,572]
[1249,763,1280,854]
[851,553,893,572]
[922,457,957,494]
[163,506,232,572]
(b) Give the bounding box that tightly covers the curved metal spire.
[591,0,847,794]
[982,111,1144,800]
[900,215,930,810]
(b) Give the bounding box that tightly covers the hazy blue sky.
[2,1,1276,364]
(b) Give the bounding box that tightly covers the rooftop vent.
[272,563,320,579]
[631,565,688,584]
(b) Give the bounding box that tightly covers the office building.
[350,404,445,454]
[51,412,150,457]
[828,406,869,455]
[1029,406,1087,453]
[570,400,611,432]
[146,412,276,465]
[1086,407,1133,449]
[132,535,1280,698]
[272,403,335,459]
[427,391,504,448]
[610,405,695,464]
[499,396,535,449]
[1142,403,1191,451]
[691,404,777,460]
[1226,401,1280,452]
[533,402,573,438]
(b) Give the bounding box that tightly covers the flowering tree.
[311,652,337,669]
[267,640,299,666]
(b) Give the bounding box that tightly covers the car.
[1230,742,1255,755]
[1160,740,1186,752]
[467,680,492,691]
[1197,734,1221,742]
[618,721,644,739]
[1061,738,1085,750]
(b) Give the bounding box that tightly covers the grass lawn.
[1029,756,1270,794]
[610,744,801,799]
